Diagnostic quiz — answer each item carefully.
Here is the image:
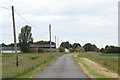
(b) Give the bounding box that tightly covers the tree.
[72,43,81,50]
[69,48,74,52]
[60,41,71,49]
[100,48,105,53]
[1,43,7,47]
[83,43,97,51]
[33,40,55,45]
[18,25,33,53]
[75,47,85,52]
[58,47,65,52]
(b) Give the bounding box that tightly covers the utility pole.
[12,6,18,66]
[57,38,59,48]
[49,24,52,53]
[55,36,57,48]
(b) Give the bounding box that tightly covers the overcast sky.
[0,0,119,48]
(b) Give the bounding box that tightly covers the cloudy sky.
[0,0,119,48]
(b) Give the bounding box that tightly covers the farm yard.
[73,52,119,78]
[2,53,65,78]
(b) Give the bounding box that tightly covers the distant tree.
[7,43,14,47]
[83,43,97,51]
[58,47,65,52]
[75,47,85,52]
[100,45,120,53]
[18,25,33,53]
[100,48,105,53]
[60,41,71,49]
[105,45,109,49]
[96,48,100,52]
[33,40,55,45]
[72,43,81,50]
[69,48,74,52]
[1,43,7,47]
[105,46,120,53]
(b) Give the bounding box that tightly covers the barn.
[28,44,59,53]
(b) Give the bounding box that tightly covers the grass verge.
[72,54,118,78]
[2,53,65,78]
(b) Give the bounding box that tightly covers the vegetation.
[83,43,97,51]
[72,43,81,50]
[69,48,74,52]
[75,47,85,52]
[58,47,65,52]
[77,52,119,73]
[38,48,44,53]
[60,41,72,49]
[18,25,33,53]
[72,54,118,78]
[100,45,120,53]
[2,53,65,78]
[33,40,55,45]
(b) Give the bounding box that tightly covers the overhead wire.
[0,6,41,30]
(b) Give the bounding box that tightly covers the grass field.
[72,52,119,78]
[100,53,120,56]
[2,53,65,78]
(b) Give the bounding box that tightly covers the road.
[36,54,88,78]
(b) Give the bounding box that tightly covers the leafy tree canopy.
[18,25,33,53]
[60,41,72,49]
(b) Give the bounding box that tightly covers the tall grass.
[2,53,65,78]
[77,52,119,73]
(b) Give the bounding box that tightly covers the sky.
[0,0,119,48]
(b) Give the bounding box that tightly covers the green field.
[100,53,120,56]
[2,53,65,78]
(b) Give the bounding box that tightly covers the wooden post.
[12,6,18,66]
[55,36,56,48]
[49,24,51,53]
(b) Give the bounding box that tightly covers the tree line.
[1,25,120,53]
[59,41,120,53]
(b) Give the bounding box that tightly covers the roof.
[0,47,20,50]
[30,44,56,48]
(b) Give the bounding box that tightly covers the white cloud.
[0,0,119,48]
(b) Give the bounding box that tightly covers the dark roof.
[30,44,56,48]
[0,47,20,50]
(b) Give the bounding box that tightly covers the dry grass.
[82,58,118,78]
[2,53,64,78]
[72,53,119,78]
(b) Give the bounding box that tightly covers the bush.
[75,47,85,52]
[38,48,44,53]
[58,47,65,52]
[69,48,74,52]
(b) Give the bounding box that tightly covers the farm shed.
[28,44,59,53]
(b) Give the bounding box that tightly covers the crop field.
[100,53,120,56]
[2,53,65,78]
[77,52,119,74]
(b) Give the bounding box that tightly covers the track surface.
[36,54,88,78]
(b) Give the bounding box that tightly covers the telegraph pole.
[12,6,18,66]
[57,38,59,48]
[49,24,52,53]
[55,36,57,48]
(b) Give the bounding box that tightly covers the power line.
[0,6,11,10]
[15,11,33,26]
[0,6,40,29]
[14,10,41,30]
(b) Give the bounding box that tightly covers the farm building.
[28,44,59,53]
[0,47,21,53]
[0,44,59,53]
